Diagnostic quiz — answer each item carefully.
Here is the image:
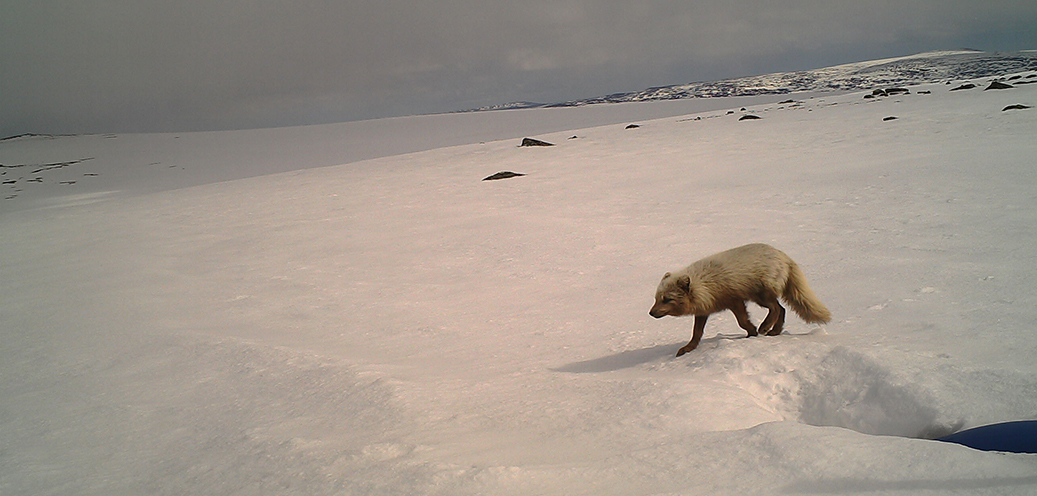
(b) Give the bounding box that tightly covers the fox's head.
[649,272,692,318]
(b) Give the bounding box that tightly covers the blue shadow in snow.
[937,420,1037,454]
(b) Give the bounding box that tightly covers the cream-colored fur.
[650,243,831,356]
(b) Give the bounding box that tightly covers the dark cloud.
[3,1,1036,135]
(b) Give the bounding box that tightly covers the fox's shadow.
[551,335,745,374]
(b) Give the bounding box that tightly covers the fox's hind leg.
[766,304,786,336]
[756,293,786,336]
[754,294,783,336]
[729,301,758,337]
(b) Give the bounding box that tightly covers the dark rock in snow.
[738,114,761,121]
[949,83,976,91]
[984,81,1014,90]
[625,124,640,129]
[1002,104,1032,111]
[520,137,554,147]
[886,87,910,95]
[483,171,526,181]
[872,89,888,97]
[883,116,898,121]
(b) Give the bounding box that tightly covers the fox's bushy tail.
[782,262,831,323]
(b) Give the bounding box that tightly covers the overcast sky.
[3,1,1036,136]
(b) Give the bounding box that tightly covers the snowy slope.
[0,93,811,213]
[3,70,1037,494]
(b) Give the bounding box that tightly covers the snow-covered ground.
[3,76,1037,495]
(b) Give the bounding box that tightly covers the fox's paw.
[676,345,696,357]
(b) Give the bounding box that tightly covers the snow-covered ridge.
[466,50,1037,110]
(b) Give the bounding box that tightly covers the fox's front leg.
[729,301,758,337]
[676,314,708,357]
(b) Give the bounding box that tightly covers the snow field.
[3,75,1037,494]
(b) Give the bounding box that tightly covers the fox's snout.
[649,307,667,319]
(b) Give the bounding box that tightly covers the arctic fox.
[649,243,831,356]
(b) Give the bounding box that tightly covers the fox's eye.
[662,298,672,304]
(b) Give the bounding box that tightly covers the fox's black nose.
[649,310,664,319]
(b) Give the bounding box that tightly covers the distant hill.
[463,50,1037,111]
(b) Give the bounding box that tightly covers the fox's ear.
[662,272,671,281]
[676,274,691,293]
